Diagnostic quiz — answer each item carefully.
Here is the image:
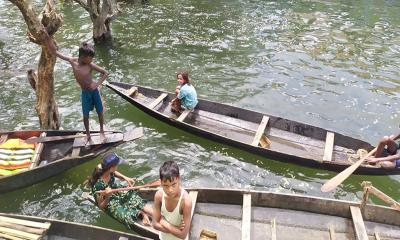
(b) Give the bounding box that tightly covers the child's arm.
[366,153,400,164]
[152,190,170,232]
[45,35,74,63]
[90,63,109,88]
[160,193,192,239]
[114,171,135,187]
[96,187,112,210]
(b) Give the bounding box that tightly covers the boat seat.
[329,224,335,240]
[185,191,198,240]
[29,132,47,169]
[177,109,192,122]
[323,132,335,162]
[241,193,251,240]
[350,206,368,240]
[271,218,276,240]
[149,93,168,109]
[0,215,51,240]
[251,116,270,147]
[125,86,138,97]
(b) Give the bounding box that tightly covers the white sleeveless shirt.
[159,189,184,240]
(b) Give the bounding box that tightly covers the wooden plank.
[0,232,25,240]
[329,225,335,240]
[251,116,269,146]
[350,206,369,240]
[149,93,168,109]
[185,191,198,240]
[0,216,51,229]
[73,133,123,147]
[241,193,251,240]
[271,218,276,240]
[29,132,46,169]
[0,222,46,235]
[374,231,381,240]
[323,132,335,161]
[0,226,41,240]
[177,109,192,122]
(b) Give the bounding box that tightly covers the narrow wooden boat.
[0,212,149,240]
[0,128,143,193]
[105,81,398,175]
[87,187,400,240]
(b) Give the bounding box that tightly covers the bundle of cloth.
[0,138,35,176]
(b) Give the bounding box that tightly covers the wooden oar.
[25,132,114,144]
[320,147,377,192]
[96,179,161,195]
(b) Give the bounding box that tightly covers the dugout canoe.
[105,81,397,175]
[87,187,400,240]
[0,128,143,193]
[0,212,149,240]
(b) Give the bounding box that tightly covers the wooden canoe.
[105,81,398,175]
[0,212,150,240]
[0,128,144,193]
[87,187,400,240]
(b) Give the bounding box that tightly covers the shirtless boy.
[46,36,109,143]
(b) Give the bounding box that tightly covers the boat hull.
[106,82,398,175]
[0,129,141,193]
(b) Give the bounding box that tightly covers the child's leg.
[375,136,397,157]
[97,111,106,143]
[93,89,106,142]
[379,160,396,169]
[142,203,153,216]
[83,115,91,141]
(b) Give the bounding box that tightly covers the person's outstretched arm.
[114,171,135,186]
[45,34,74,63]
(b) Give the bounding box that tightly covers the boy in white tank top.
[152,161,192,240]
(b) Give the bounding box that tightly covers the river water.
[0,0,399,232]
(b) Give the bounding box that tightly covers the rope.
[346,148,368,163]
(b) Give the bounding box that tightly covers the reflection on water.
[0,0,400,230]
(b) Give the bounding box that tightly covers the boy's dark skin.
[45,34,109,143]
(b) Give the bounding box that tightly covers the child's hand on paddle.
[126,177,136,187]
[365,157,379,164]
[97,187,112,196]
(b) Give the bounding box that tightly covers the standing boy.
[46,36,109,143]
[153,161,192,240]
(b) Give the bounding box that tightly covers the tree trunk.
[9,0,63,129]
[74,0,120,43]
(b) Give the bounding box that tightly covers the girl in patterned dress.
[87,152,153,228]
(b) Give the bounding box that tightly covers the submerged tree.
[9,0,63,129]
[73,0,120,43]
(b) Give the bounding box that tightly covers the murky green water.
[1,0,399,233]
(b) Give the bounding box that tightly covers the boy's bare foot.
[84,134,93,148]
[100,132,107,143]
[140,212,151,226]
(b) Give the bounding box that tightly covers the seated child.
[87,152,153,227]
[152,161,192,240]
[171,71,198,114]
[366,133,400,169]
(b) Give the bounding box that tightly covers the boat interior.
[110,82,374,167]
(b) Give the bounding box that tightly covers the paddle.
[96,179,161,195]
[320,147,377,192]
